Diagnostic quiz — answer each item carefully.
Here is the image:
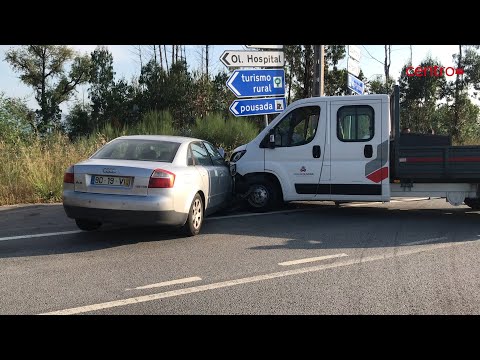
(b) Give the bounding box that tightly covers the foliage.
[89,45,115,129]
[366,74,396,95]
[190,113,260,153]
[4,45,91,134]
[398,56,448,132]
[0,92,33,143]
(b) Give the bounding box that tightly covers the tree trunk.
[303,46,313,98]
[287,54,294,104]
[206,45,209,78]
[453,45,463,141]
[40,47,47,131]
[158,45,163,70]
[384,45,391,93]
[164,45,169,72]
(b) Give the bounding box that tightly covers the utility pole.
[313,45,324,96]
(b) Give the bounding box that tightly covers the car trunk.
[73,159,175,196]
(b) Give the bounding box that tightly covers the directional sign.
[220,50,284,68]
[226,69,285,98]
[348,45,361,62]
[347,73,365,95]
[229,97,286,117]
[245,45,284,50]
[347,58,360,77]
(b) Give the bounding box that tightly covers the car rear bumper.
[64,205,187,226]
[63,190,188,226]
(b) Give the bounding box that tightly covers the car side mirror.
[218,147,226,159]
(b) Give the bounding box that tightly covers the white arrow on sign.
[245,45,283,49]
[230,101,239,115]
[220,50,284,68]
[226,71,240,96]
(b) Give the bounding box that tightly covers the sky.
[0,45,461,113]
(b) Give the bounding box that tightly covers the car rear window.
[91,139,181,162]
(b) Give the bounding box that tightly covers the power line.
[361,45,384,66]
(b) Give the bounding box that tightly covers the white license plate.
[91,175,132,187]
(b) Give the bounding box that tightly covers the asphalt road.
[1,198,480,315]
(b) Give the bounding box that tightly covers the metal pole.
[319,45,324,96]
[313,45,320,96]
[313,45,324,97]
[264,114,268,127]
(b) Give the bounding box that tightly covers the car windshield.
[91,139,181,162]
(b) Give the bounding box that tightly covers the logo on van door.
[294,166,313,176]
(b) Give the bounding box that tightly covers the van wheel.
[183,193,204,236]
[464,198,480,210]
[75,219,101,231]
[246,180,279,212]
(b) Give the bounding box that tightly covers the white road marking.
[0,230,83,242]
[403,237,448,246]
[344,198,430,207]
[391,198,430,202]
[207,207,317,220]
[40,238,480,315]
[126,277,202,291]
[278,253,348,266]
[344,202,381,207]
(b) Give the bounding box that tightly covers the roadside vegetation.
[2,45,480,205]
[0,109,259,205]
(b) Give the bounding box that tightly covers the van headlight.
[230,150,246,162]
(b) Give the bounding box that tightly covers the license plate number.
[91,175,131,187]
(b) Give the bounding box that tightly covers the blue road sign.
[347,73,365,95]
[229,97,286,117]
[226,69,285,98]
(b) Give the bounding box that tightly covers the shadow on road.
[0,200,479,258]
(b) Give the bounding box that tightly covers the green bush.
[191,113,260,153]
[132,110,176,135]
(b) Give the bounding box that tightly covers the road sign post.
[347,73,365,95]
[226,69,285,98]
[220,50,284,68]
[221,47,286,126]
[229,97,286,117]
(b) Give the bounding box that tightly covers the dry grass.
[0,133,104,206]
[0,110,260,206]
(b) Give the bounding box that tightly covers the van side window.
[337,105,374,142]
[273,106,320,147]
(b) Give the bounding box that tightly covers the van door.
[264,102,330,201]
[329,99,386,201]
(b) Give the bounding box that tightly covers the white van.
[230,87,480,211]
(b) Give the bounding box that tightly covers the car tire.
[75,219,101,231]
[246,180,280,212]
[183,193,204,236]
[464,198,480,210]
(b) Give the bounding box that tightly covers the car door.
[329,99,385,201]
[190,141,219,209]
[203,141,232,203]
[264,102,330,201]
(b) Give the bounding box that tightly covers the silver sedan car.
[63,135,232,236]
